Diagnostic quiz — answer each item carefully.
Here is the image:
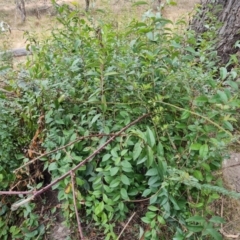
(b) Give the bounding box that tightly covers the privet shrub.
[1,4,240,240]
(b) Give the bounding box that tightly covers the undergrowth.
[0,2,240,240]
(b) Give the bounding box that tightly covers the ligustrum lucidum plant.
[0,2,240,239]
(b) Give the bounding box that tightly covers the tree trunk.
[191,0,240,64]
[85,0,90,11]
[15,0,26,23]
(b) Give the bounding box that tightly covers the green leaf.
[146,168,158,176]
[217,90,228,103]
[102,153,112,162]
[146,211,156,219]
[210,193,220,200]
[95,201,104,216]
[201,163,210,171]
[205,228,222,240]
[142,189,152,197]
[104,71,119,76]
[223,121,233,131]
[150,194,158,204]
[111,148,118,158]
[194,95,208,104]
[121,160,132,168]
[118,202,124,211]
[181,110,190,120]
[199,144,208,159]
[24,230,38,238]
[70,133,77,141]
[90,113,101,126]
[146,32,155,41]
[121,149,128,156]
[220,67,228,80]
[157,215,166,225]
[137,156,147,165]
[48,162,58,171]
[141,216,150,224]
[101,95,107,112]
[230,70,237,79]
[133,141,142,160]
[147,146,154,167]
[148,175,160,186]
[110,167,119,176]
[187,225,203,232]
[139,227,144,239]
[193,170,204,181]
[121,174,130,185]
[169,196,180,210]
[209,216,225,224]
[146,127,155,147]
[120,188,129,200]
[110,178,120,188]
[186,216,206,223]
[225,80,238,89]
[157,142,164,156]
[157,158,167,180]
[148,205,159,211]
[190,143,202,150]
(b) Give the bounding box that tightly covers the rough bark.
[191,0,240,64]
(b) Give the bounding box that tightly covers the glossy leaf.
[121,174,130,185]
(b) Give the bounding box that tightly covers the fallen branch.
[0,113,150,209]
[117,212,136,240]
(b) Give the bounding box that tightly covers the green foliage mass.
[1,3,240,240]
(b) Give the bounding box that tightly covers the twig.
[71,171,84,240]
[219,229,240,239]
[156,100,234,139]
[0,189,34,195]
[0,114,150,207]
[117,212,136,240]
[221,196,224,229]
[14,133,126,173]
[222,162,240,169]
[11,195,35,211]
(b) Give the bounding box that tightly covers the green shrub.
[1,3,240,240]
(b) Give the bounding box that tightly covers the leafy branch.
[0,113,150,209]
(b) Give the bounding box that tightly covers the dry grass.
[164,0,200,22]
[0,0,200,49]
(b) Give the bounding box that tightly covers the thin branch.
[0,190,34,195]
[117,212,136,240]
[71,171,84,240]
[156,100,234,139]
[219,229,240,239]
[222,162,240,169]
[14,133,126,173]
[0,113,150,207]
[11,195,35,211]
